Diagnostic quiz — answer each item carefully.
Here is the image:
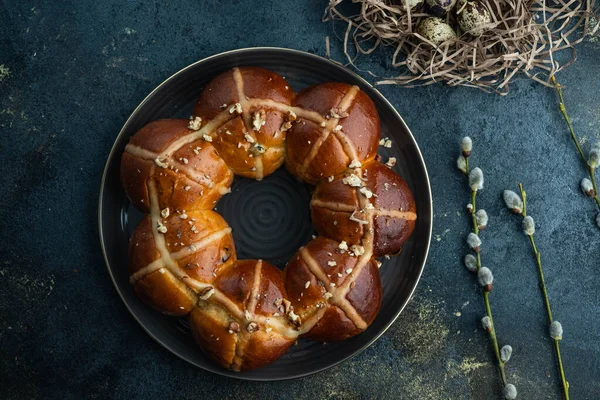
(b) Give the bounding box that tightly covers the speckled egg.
[425,0,457,17]
[456,0,492,36]
[400,0,424,11]
[416,17,457,46]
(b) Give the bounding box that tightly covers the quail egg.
[400,0,424,10]
[456,0,492,36]
[416,17,457,46]
[425,0,457,17]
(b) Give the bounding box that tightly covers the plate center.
[217,167,315,268]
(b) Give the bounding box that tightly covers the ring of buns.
[120,67,417,372]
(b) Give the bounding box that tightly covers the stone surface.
[1,1,599,399]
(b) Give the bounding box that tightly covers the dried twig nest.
[324,0,599,94]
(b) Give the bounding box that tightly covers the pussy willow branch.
[517,183,569,400]
[551,76,600,209]
[464,164,507,387]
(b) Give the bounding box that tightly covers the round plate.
[98,47,432,381]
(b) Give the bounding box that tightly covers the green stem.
[552,76,586,162]
[590,168,600,208]
[518,184,570,400]
[470,189,507,387]
[552,76,600,211]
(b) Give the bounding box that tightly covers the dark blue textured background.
[1,1,599,399]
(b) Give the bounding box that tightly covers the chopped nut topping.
[316,301,325,308]
[384,139,392,148]
[228,321,240,333]
[265,327,272,333]
[188,116,202,130]
[225,130,232,135]
[154,158,168,168]
[379,138,386,146]
[159,268,166,274]
[282,298,292,314]
[305,281,311,289]
[333,124,343,132]
[229,103,242,114]
[376,260,382,268]
[337,272,342,278]
[323,292,333,300]
[327,176,334,182]
[342,174,362,187]
[384,182,391,191]
[288,110,297,122]
[247,322,259,333]
[345,268,353,274]
[244,132,255,143]
[359,187,373,198]
[348,160,362,168]
[244,310,251,321]
[252,109,266,131]
[161,208,170,218]
[365,202,374,210]
[330,107,349,119]
[288,310,301,326]
[184,186,191,191]
[386,157,397,167]
[329,282,336,287]
[320,121,327,128]
[350,245,365,256]
[349,211,368,225]
[250,167,257,172]
[157,221,167,234]
[280,121,292,131]
[179,213,188,219]
[328,261,337,267]
[198,286,214,300]
[181,157,188,164]
[338,241,348,251]
[251,143,266,155]
[193,147,200,155]
[202,134,213,142]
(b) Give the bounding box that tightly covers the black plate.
[98,47,432,381]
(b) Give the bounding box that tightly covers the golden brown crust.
[193,67,294,179]
[284,237,382,342]
[120,119,234,212]
[311,160,416,257]
[121,68,419,371]
[133,269,196,316]
[286,83,380,185]
[189,260,296,371]
[128,210,236,314]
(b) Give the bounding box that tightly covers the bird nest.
[324,0,599,94]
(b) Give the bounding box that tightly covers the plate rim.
[98,46,433,381]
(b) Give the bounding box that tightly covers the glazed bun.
[120,66,419,372]
[189,259,297,371]
[284,237,382,342]
[121,119,234,213]
[128,210,236,315]
[311,160,416,257]
[285,83,380,185]
[193,67,295,180]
